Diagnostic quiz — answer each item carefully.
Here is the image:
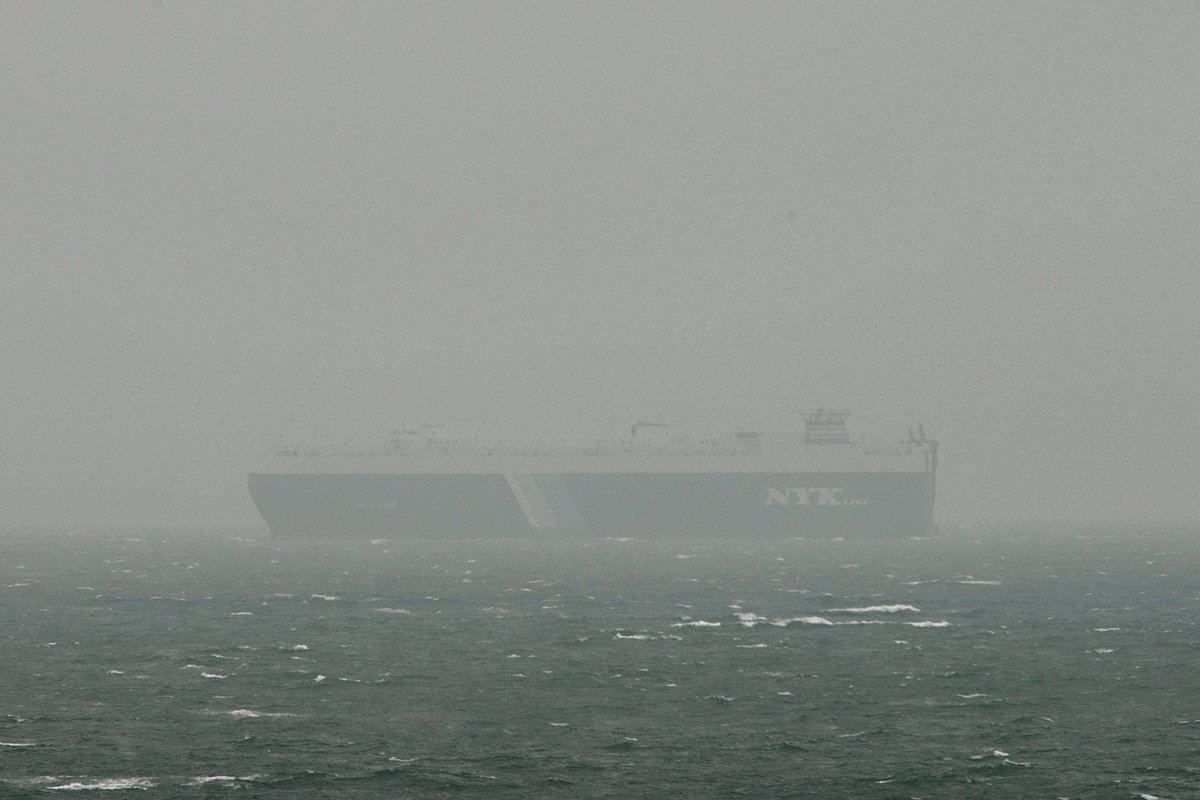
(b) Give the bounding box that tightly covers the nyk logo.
[766,488,871,506]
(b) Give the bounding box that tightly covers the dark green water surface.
[1,528,1198,798]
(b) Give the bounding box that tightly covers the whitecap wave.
[828,605,919,614]
[187,775,259,786]
[736,611,948,628]
[47,778,155,791]
[670,620,721,628]
[218,709,298,718]
[374,608,411,615]
[774,616,890,626]
[613,633,682,641]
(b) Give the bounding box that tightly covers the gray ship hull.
[247,471,936,539]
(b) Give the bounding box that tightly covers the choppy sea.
[1,527,1198,798]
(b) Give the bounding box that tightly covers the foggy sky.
[2,2,1198,528]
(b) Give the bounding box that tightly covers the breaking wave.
[828,604,919,613]
[186,775,260,786]
[47,778,155,791]
[613,632,682,641]
[736,611,950,628]
[201,709,300,719]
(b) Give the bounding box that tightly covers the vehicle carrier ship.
[248,411,937,538]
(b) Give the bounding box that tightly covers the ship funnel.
[801,409,851,445]
[630,421,668,438]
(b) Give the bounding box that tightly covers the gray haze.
[2,2,1197,528]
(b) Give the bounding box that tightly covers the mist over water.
[2,3,1199,529]
[3,527,1198,797]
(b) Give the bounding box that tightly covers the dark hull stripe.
[248,472,936,538]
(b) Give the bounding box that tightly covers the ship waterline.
[248,412,938,538]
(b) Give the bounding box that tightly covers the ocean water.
[1,528,1198,798]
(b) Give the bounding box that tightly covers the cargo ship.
[248,411,937,538]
